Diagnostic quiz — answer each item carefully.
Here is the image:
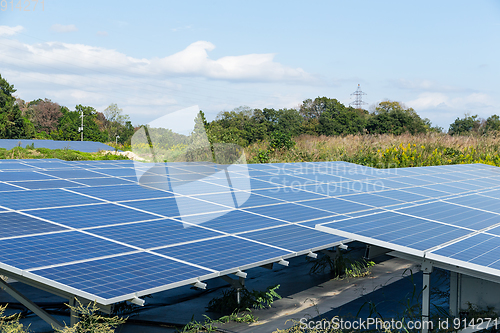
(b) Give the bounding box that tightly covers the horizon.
[1,0,499,130]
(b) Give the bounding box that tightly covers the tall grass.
[245,133,500,167]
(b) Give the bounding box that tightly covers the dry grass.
[245,133,500,167]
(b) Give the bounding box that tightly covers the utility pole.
[79,110,84,141]
[350,84,367,110]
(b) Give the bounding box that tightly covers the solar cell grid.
[0,231,133,270]
[0,212,67,239]
[87,219,224,249]
[5,159,500,305]
[0,189,101,210]
[153,236,291,272]
[27,203,161,228]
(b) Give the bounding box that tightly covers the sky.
[0,0,499,130]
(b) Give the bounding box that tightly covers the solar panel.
[0,212,66,239]
[4,159,500,308]
[153,236,291,272]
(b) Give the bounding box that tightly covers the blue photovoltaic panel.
[88,219,223,248]
[0,212,67,239]
[194,192,283,209]
[373,189,429,203]
[400,186,450,198]
[30,252,214,300]
[0,189,101,210]
[337,193,403,207]
[445,194,500,215]
[95,168,137,177]
[28,203,160,228]
[245,202,334,223]
[22,161,76,169]
[0,171,56,181]
[240,225,344,252]
[320,211,472,251]
[298,197,373,215]
[154,236,290,271]
[0,163,34,170]
[0,182,20,192]
[39,169,107,179]
[396,201,500,230]
[251,188,326,202]
[0,231,132,270]
[182,210,287,233]
[431,234,500,269]
[70,185,173,202]
[74,177,134,186]
[10,179,83,190]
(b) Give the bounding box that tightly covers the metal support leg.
[0,278,63,330]
[421,260,433,333]
[69,296,80,327]
[221,275,246,305]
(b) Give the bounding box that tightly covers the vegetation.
[0,146,129,161]
[54,300,126,333]
[178,310,257,333]
[207,284,282,314]
[0,304,28,333]
[245,133,500,167]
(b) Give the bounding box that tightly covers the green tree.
[57,105,108,142]
[0,74,35,139]
[366,101,427,135]
[316,98,366,136]
[483,115,500,134]
[448,114,481,136]
[103,103,130,141]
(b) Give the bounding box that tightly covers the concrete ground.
[1,243,439,333]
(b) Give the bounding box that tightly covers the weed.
[54,300,126,333]
[207,285,281,314]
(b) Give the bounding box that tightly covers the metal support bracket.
[0,277,64,330]
[220,274,246,305]
[421,260,433,333]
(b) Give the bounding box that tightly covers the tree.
[0,74,35,139]
[366,101,427,135]
[30,99,63,134]
[448,114,481,136]
[57,105,108,142]
[103,103,130,140]
[315,98,367,136]
[483,115,500,134]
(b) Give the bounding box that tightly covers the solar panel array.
[3,159,500,305]
[315,163,500,280]
[0,159,352,304]
[0,139,116,153]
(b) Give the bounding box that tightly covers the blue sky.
[0,0,499,130]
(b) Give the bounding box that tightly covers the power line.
[349,84,367,110]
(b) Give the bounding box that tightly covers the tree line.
[0,74,135,144]
[1,73,499,147]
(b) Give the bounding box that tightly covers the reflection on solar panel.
[2,158,500,307]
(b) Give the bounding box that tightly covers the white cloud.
[0,39,314,82]
[0,25,24,36]
[50,24,78,33]
[0,37,319,124]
